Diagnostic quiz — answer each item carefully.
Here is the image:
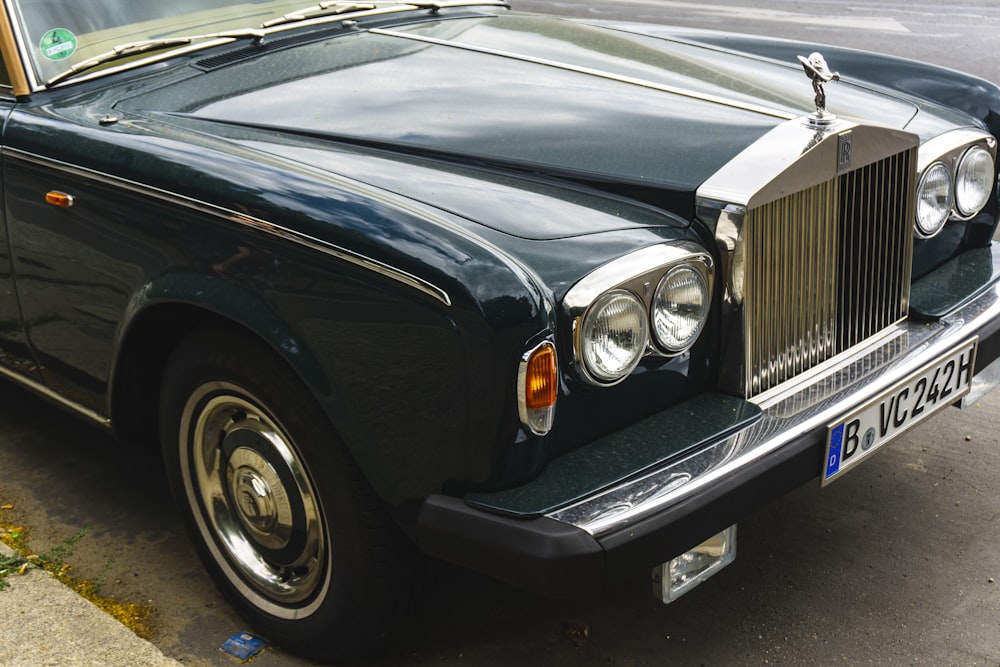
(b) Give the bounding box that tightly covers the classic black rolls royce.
[1,0,999,661]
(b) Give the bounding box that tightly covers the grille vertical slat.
[742,149,914,396]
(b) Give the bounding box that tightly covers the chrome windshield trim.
[546,277,1000,536]
[4,148,452,307]
[0,364,111,428]
[370,28,797,121]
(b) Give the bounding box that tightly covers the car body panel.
[112,13,935,203]
[0,4,998,645]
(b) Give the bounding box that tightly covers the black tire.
[160,323,411,662]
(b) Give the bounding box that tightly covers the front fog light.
[653,525,737,603]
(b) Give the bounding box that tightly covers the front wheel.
[160,325,410,662]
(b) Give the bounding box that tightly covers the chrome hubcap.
[181,383,330,614]
[228,447,289,549]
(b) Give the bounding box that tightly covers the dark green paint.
[910,243,1000,320]
[0,7,996,512]
[466,392,761,517]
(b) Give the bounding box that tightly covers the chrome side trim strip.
[547,278,1000,536]
[3,148,452,307]
[0,364,111,428]
[370,28,797,121]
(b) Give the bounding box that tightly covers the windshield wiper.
[260,0,508,28]
[260,2,378,29]
[46,0,510,86]
[45,29,267,87]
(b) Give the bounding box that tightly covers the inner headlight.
[915,161,952,237]
[580,290,648,384]
[652,265,710,353]
[955,145,995,216]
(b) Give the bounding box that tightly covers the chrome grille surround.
[698,119,920,398]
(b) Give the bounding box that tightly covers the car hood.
[116,11,923,234]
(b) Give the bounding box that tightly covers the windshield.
[9,0,320,84]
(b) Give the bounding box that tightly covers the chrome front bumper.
[418,252,1000,596]
[548,278,1000,539]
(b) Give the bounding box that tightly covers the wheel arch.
[108,275,333,452]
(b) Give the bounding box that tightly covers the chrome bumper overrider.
[547,280,1000,537]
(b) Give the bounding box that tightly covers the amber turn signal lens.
[45,191,75,208]
[524,343,557,409]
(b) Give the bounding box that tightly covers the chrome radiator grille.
[742,149,915,396]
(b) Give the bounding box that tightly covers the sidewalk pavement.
[0,541,182,667]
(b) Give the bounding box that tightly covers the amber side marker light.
[45,191,75,208]
[518,341,557,435]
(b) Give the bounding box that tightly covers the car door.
[0,50,41,385]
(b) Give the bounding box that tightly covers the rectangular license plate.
[822,338,977,486]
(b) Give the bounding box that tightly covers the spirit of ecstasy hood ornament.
[797,52,840,125]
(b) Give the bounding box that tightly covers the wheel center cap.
[226,445,293,550]
[235,471,277,532]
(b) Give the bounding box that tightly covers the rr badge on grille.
[837,131,853,174]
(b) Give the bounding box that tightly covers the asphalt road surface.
[1,2,999,666]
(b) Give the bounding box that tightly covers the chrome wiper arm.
[45,0,510,87]
[45,29,267,87]
[260,2,377,28]
[260,0,508,28]
[396,0,510,9]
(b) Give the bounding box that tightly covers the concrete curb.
[0,542,182,667]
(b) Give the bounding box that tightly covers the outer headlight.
[955,145,995,217]
[580,290,648,384]
[915,161,952,237]
[652,265,710,353]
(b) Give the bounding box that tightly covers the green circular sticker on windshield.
[40,28,77,61]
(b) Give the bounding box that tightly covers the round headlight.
[652,265,710,352]
[955,145,994,217]
[580,290,648,384]
[915,162,952,238]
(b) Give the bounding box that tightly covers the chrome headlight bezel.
[565,243,714,387]
[915,131,998,238]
